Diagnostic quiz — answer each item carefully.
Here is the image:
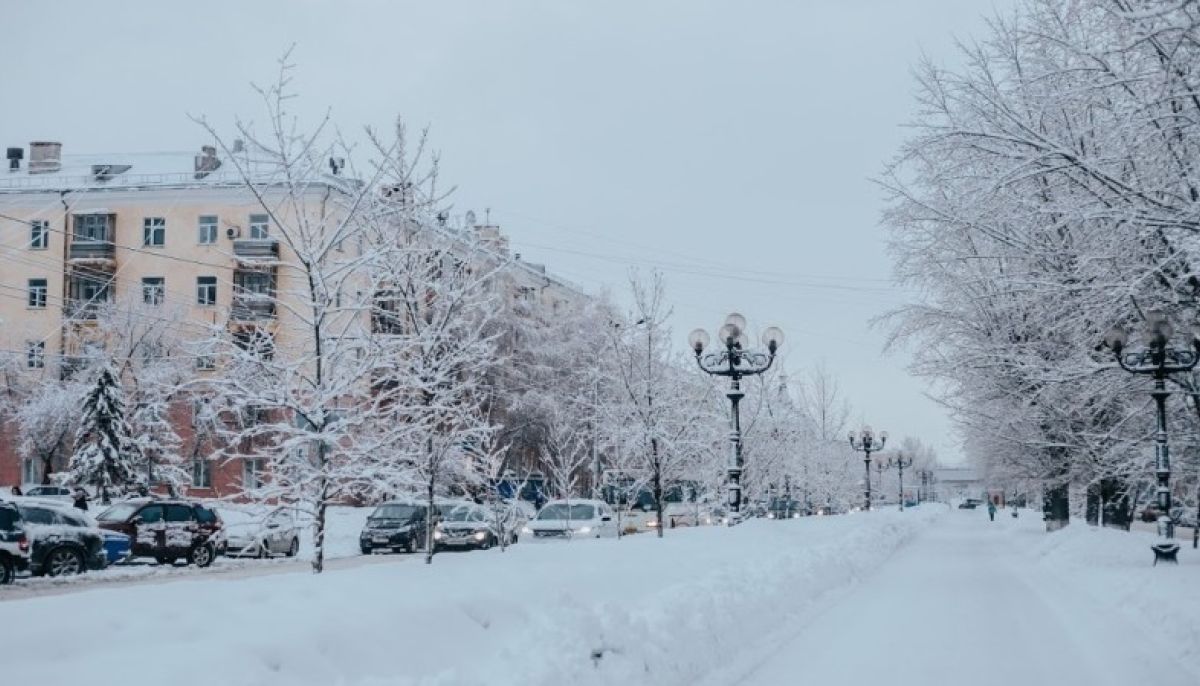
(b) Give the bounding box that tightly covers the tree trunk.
[313,498,327,574]
[425,471,436,565]
[652,438,663,539]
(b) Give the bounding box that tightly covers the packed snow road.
[726,510,1196,686]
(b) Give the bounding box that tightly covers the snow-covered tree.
[67,363,140,503]
[16,380,84,486]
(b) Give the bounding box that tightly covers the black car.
[767,497,801,520]
[0,503,31,584]
[433,503,505,551]
[360,501,429,554]
[14,501,107,577]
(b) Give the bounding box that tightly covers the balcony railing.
[233,239,279,259]
[68,240,116,261]
[64,299,105,319]
[231,294,277,321]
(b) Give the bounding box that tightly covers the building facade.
[0,141,586,496]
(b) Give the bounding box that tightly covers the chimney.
[28,141,62,174]
[194,145,221,179]
[6,147,22,172]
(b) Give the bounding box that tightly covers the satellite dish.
[465,210,477,227]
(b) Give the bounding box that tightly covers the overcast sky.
[1,0,1011,464]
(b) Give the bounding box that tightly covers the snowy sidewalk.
[732,510,1198,686]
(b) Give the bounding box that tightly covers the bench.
[1152,543,1180,566]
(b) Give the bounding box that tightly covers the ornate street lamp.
[849,425,887,511]
[887,453,913,511]
[874,459,887,503]
[689,313,784,515]
[1104,311,1200,542]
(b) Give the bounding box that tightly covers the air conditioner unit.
[226,226,241,239]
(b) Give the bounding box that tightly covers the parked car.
[360,500,429,554]
[221,506,301,558]
[0,502,30,584]
[101,530,132,566]
[958,499,981,510]
[767,497,802,520]
[522,499,617,541]
[95,498,224,567]
[12,499,108,577]
[21,485,74,502]
[433,503,504,551]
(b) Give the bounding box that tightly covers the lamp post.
[874,459,887,504]
[849,426,887,511]
[689,313,784,515]
[888,453,913,511]
[1104,311,1200,541]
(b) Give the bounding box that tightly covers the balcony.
[68,240,116,262]
[233,239,279,260]
[231,293,277,321]
[64,299,105,320]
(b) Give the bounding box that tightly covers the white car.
[522,499,617,541]
[220,506,301,558]
[19,485,74,503]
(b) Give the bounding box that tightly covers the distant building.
[932,466,983,502]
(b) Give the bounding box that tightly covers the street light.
[887,453,913,511]
[874,459,887,503]
[848,425,887,511]
[689,313,783,515]
[1104,312,1200,543]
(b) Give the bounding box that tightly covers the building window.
[198,215,218,244]
[30,220,48,249]
[191,459,212,488]
[249,213,269,239]
[197,276,217,305]
[28,278,47,308]
[143,217,166,247]
[26,341,45,369]
[142,277,165,305]
[243,458,265,489]
[196,354,216,371]
[73,214,111,242]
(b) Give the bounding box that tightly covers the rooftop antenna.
[485,207,491,225]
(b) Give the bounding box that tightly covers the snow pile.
[1021,521,1200,674]
[0,507,942,686]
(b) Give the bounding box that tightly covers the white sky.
[1,0,1011,464]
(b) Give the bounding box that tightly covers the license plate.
[372,536,389,544]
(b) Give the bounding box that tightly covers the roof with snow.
[0,148,346,194]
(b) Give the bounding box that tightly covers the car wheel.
[189,543,215,568]
[286,538,299,558]
[406,536,417,554]
[479,536,492,550]
[155,555,176,566]
[0,556,14,584]
[360,545,371,555]
[46,547,84,577]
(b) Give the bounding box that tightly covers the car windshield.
[538,504,595,520]
[443,506,484,522]
[371,504,419,520]
[96,502,140,522]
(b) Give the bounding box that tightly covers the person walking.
[10,485,21,497]
[72,488,89,512]
[987,499,996,522]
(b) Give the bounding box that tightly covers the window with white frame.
[191,459,212,488]
[30,220,48,249]
[142,277,165,305]
[196,276,217,305]
[27,278,47,308]
[198,215,218,244]
[249,213,269,239]
[243,458,266,489]
[143,217,166,247]
[26,341,45,369]
[195,353,216,371]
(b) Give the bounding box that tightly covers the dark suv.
[13,501,107,576]
[96,498,224,567]
[0,503,31,584]
[360,501,430,554]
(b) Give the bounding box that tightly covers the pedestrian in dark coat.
[987,500,996,522]
[73,488,89,511]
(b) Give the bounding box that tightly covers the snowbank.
[1016,519,1200,674]
[0,507,943,686]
